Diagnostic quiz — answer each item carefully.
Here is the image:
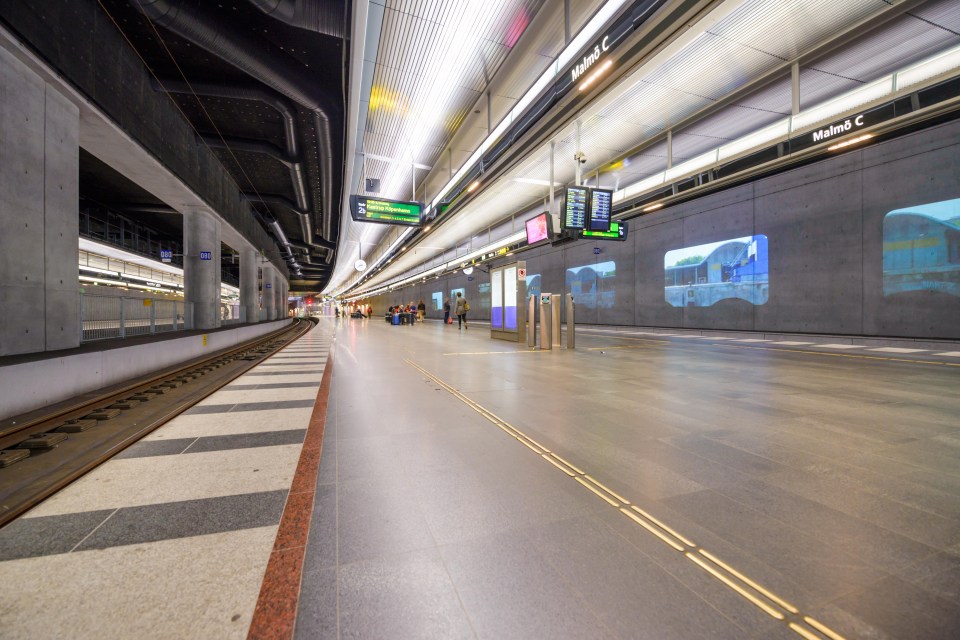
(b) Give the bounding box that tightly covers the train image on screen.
[664,235,769,307]
[566,261,616,309]
[883,198,960,298]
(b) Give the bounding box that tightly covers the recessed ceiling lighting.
[643,203,664,212]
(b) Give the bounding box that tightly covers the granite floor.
[0,320,335,640]
[296,317,960,640]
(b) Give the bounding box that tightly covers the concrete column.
[0,48,79,356]
[183,207,221,330]
[273,271,283,319]
[262,264,276,320]
[240,246,258,323]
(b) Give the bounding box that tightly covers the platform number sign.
[160,249,172,263]
[199,251,212,261]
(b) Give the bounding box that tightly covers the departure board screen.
[350,195,423,226]
[581,220,627,241]
[562,187,590,230]
[588,189,613,232]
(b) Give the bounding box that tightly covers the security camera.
[574,151,587,164]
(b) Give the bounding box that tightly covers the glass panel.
[490,270,503,329]
[504,266,517,331]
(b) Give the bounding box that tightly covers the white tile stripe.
[813,344,865,349]
[867,347,929,353]
[934,351,960,357]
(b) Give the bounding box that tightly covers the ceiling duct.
[247,0,346,39]
[151,78,309,216]
[133,1,342,246]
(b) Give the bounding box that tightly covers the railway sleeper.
[108,400,140,410]
[17,432,69,450]
[0,449,30,467]
[55,419,99,433]
[84,409,121,421]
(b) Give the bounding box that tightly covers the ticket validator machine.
[539,294,552,349]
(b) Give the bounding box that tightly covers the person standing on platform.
[455,292,468,330]
[443,298,451,325]
[417,298,426,321]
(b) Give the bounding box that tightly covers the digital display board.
[349,195,423,226]
[562,186,590,230]
[581,220,627,241]
[525,212,554,245]
[588,189,613,232]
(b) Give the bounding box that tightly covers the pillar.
[262,264,276,320]
[0,47,79,356]
[183,207,221,330]
[275,273,285,318]
[240,246,258,323]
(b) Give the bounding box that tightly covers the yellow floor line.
[687,553,784,620]
[804,616,848,640]
[406,357,848,639]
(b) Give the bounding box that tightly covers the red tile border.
[247,341,334,640]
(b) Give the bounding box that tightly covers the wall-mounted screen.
[566,261,617,309]
[349,195,423,226]
[664,235,769,307]
[525,212,554,244]
[562,186,590,230]
[883,198,960,298]
[588,189,613,232]
[431,291,443,311]
[582,220,627,241]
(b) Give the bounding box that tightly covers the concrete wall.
[369,118,960,341]
[0,46,79,356]
[0,0,287,275]
[0,319,293,421]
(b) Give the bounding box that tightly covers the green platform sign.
[581,220,628,241]
[350,195,423,227]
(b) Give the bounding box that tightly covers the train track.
[0,318,316,528]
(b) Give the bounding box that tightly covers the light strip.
[578,59,613,91]
[613,42,960,208]
[827,133,873,151]
[429,0,632,211]
[79,265,121,277]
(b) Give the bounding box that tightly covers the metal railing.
[80,294,192,342]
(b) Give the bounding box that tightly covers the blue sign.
[199,251,212,260]
[160,249,172,263]
[594,247,601,255]
[265,283,272,289]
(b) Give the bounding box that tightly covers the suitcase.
[392,315,401,325]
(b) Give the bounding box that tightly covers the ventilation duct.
[134,2,341,244]
[247,0,345,39]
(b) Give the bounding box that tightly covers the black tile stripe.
[115,430,307,459]
[225,382,321,390]
[0,491,287,560]
[185,399,317,414]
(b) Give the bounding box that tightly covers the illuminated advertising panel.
[525,212,554,244]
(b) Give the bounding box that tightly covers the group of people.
[381,292,469,329]
[387,300,425,325]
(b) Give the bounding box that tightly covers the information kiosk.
[489,261,527,342]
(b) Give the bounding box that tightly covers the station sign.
[160,249,172,263]
[581,220,628,241]
[200,251,212,260]
[350,195,423,227]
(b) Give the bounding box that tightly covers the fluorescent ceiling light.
[79,265,121,277]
